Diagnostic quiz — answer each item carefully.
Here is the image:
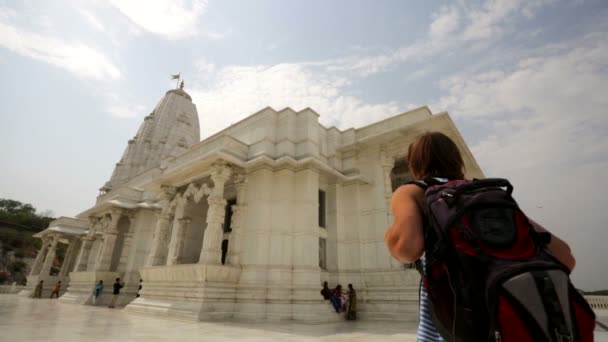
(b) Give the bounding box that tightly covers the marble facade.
[30,86,484,322]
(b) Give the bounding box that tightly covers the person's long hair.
[407,132,465,180]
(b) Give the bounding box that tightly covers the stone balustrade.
[585,296,608,310]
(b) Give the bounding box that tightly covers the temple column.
[226,173,247,265]
[167,218,191,266]
[31,236,51,275]
[199,163,232,265]
[58,240,76,277]
[95,209,122,271]
[40,235,59,276]
[66,239,81,273]
[75,236,94,272]
[75,216,99,272]
[165,194,187,266]
[380,147,394,214]
[146,186,176,266]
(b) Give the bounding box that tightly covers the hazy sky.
[0,0,606,290]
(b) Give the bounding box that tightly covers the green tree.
[0,198,54,231]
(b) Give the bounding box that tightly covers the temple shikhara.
[23,85,483,322]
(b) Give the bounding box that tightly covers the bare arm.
[530,219,576,271]
[384,184,425,263]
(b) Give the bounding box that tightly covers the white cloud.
[204,29,232,41]
[104,92,147,119]
[434,31,608,290]
[0,16,121,80]
[109,0,208,40]
[463,0,557,40]
[430,6,461,39]
[79,9,105,32]
[327,0,557,77]
[107,103,147,119]
[190,63,403,138]
[195,59,216,75]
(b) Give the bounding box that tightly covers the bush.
[9,260,26,273]
[13,248,25,259]
[0,271,9,284]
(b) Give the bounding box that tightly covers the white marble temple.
[29,86,487,322]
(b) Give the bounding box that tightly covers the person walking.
[32,280,43,298]
[49,281,61,298]
[108,278,125,308]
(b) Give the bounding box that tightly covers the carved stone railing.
[585,296,608,310]
[96,187,143,204]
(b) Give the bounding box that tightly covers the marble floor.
[1,295,606,341]
[0,295,417,341]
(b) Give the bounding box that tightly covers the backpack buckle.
[555,330,573,342]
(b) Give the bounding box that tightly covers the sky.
[0,0,607,290]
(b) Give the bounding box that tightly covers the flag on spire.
[171,73,181,89]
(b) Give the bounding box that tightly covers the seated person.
[320,281,332,300]
[330,285,344,313]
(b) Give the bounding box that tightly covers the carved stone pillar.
[75,236,94,272]
[226,173,247,265]
[199,163,232,265]
[31,236,51,276]
[166,194,187,266]
[40,236,59,276]
[74,216,98,272]
[95,209,122,271]
[146,186,176,266]
[167,217,191,266]
[380,146,394,215]
[58,241,76,277]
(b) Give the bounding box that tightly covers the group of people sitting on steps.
[321,281,357,320]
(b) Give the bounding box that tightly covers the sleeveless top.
[415,178,447,342]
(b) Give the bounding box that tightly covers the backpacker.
[413,178,596,342]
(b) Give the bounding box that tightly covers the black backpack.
[412,178,596,342]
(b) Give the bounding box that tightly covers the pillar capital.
[125,209,137,220]
[210,161,232,184]
[207,196,226,207]
[160,185,177,198]
[49,234,59,246]
[178,217,192,225]
[110,207,124,218]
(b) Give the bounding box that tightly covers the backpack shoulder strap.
[406,177,447,190]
